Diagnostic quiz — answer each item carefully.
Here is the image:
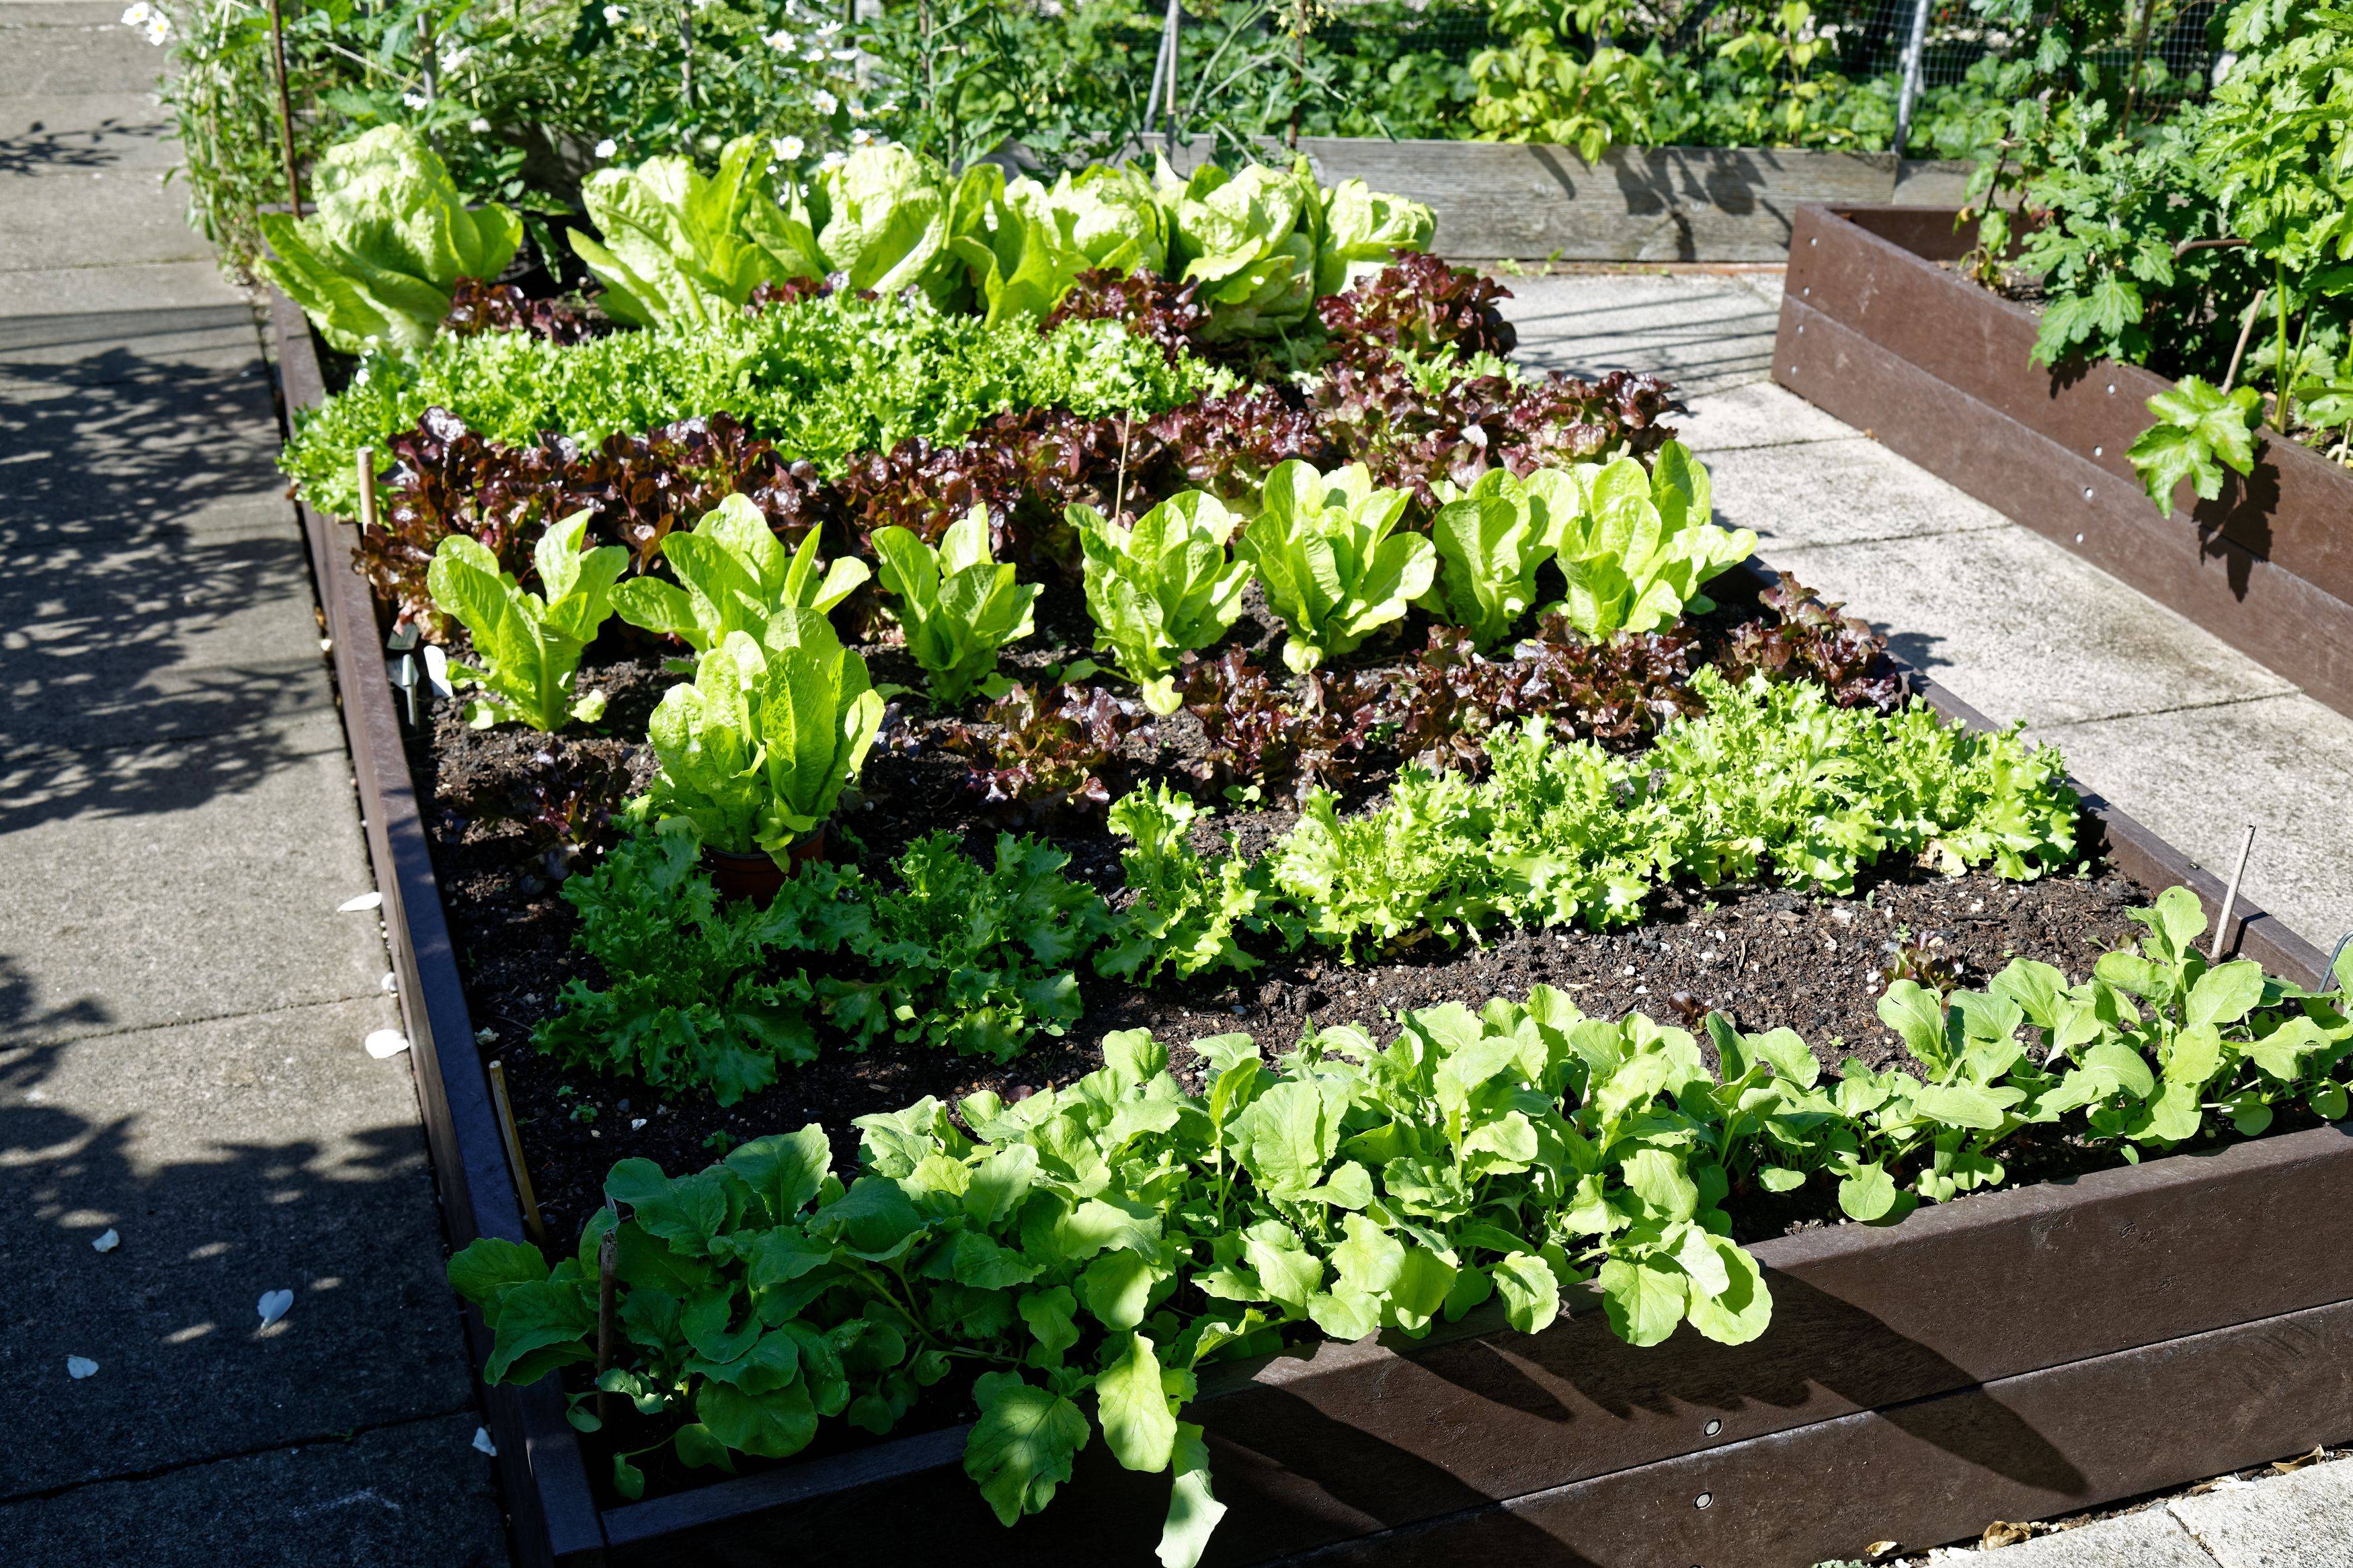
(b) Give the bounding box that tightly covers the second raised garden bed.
[1773,202,2353,723]
[270,285,2349,1568]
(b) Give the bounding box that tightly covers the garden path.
[0,3,508,1561]
[1501,266,2353,964]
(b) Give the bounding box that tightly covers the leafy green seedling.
[872,509,1039,705]
[1238,460,1435,672]
[427,510,627,731]
[614,495,868,651]
[1072,491,1254,714]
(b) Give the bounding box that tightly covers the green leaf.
[482,1278,596,1384]
[2128,378,2261,517]
[447,1236,550,1306]
[1080,1248,1170,1331]
[1837,1161,1900,1222]
[1492,1251,1562,1335]
[696,1378,819,1458]
[725,1125,833,1223]
[1095,1332,1179,1472]
[1158,1422,1227,1568]
[1597,1255,1687,1347]
[965,1371,1090,1526]
[2186,960,2265,1029]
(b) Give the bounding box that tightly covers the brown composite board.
[268,296,608,1567]
[1784,206,2353,600]
[1774,288,2353,721]
[1272,1291,2353,1568]
[270,282,2341,1566]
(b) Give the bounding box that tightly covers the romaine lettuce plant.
[258,126,522,355]
[426,510,626,731]
[1423,466,1558,649]
[1070,491,1254,714]
[1532,442,1757,640]
[570,135,827,331]
[642,613,884,860]
[872,509,1040,704]
[1238,460,1436,672]
[613,495,868,652]
[804,142,994,310]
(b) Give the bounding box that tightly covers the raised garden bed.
[1773,202,2353,723]
[1178,140,1975,263]
[270,284,2349,1568]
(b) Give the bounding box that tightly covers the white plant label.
[364,1028,411,1060]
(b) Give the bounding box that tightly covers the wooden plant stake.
[485,1059,546,1244]
[264,0,301,214]
[2210,824,2258,963]
[596,1229,617,1425]
[356,446,380,534]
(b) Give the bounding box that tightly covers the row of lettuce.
[457,889,2353,1563]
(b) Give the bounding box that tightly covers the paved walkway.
[1502,267,2353,958]
[1922,1453,2353,1567]
[0,3,506,1562]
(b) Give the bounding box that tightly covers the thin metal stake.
[1891,0,1933,156]
[392,653,420,725]
[596,1229,617,1424]
[2209,824,2257,963]
[485,1060,546,1244]
[356,446,379,533]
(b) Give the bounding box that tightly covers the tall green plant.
[1237,460,1435,672]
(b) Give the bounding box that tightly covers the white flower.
[803,46,826,62]
[143,14,171,43]
[762,27,791,47]
[816,19,840,34]
[403,91,429,110]
[772,134,805,159]
[820,150,847,169]
[813,89,838,114]
[602,4,625,21]
[440,44,471,69]
[848,127,873,145]
[469,116,491,133]
[698,133,720,151]
[594,137,618,159]
[830,46,858,59]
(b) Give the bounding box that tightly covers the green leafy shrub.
[872,509,1039,705]
[1238,460,1437,673]
[818,832,1111,1061]
[612,495,867,652]
[534,821,863,1106]
[1096,784,1264,982]
[643,614,883,860]
[570,136,827,331]
[282,290,1207,520]
[1535,442,1755,641]
[259,125,520,355]
[1071,491,1254,714]
[426,511,625,731]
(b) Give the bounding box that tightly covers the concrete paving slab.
[0,258,245,314]
[1763,524,2301,729]
[0,301,258,377]
[0,370,290,541]
[0,1409,507,1567]
[1496,270,1783,397]
[1677,376,1861,453]
[1708,436,2016,550]
[1,91,176,171]
[0,519,337,753]
[0,11,165,98]
[0,711,389,1046]
[2042,693,2353,954]
[2172,1463,2353,1567]
[0,165,216,270]
[0,996,479,1496]
[1925,1509,2218,1565]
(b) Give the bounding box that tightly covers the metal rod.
[2122,0,2157,128]
[1143,0,1170,128]
[1162,0,1183,153]
[2209,824,2257,963]
[356,446,379,533]
[264,0,302,214]
[485,1060,546,1244]
[1891,0,1932,156]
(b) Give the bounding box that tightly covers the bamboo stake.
[2209,824,2257,963]
[2222,288,2268,393]
[356,446,380,533]
[485,1059,546,1244]
[264,0,302,214]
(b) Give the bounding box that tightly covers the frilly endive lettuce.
[258,125,521,355]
